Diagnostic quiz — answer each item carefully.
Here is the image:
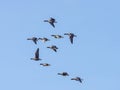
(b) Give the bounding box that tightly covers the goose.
[71,77,83,83]
[40,63,50,66]
[51,35,64,39]
[44,17,57,28]
[27,37,38,44]
[47,45,58,52]
[64,33,77,44]
[31,48,42,61]
[58,72,69,76]
[39,37,50,43]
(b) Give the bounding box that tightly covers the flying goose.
[51,35,64,39]
[71,77,83,83]
[40,63,50,66]
[47,45,58,52]
[44,17,57,28]
[64,33,77,44]
[58,72,69,76]
[27,37,38,44]
[31,48,42,61]
[39,37,50,43]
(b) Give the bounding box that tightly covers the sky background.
[0,0,120,90]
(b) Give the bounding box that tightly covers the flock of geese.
[27,17,83,84]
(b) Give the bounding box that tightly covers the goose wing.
[35,48,39,58]
[49,22,55,28]
[51,48,57,52]
[70,35,74,44]
[33,40,37,44]
[79,78,83,83]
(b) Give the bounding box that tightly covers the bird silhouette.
[40,63,50,66]
[44,17,57,28]
[64,33,77,44]
[31,48,42,61]
[51,35,64,39]
[27,37,38,44]
[47,45,58,52]
[38,37,50,43]
[71,77,83,83]
[58,72,69,76]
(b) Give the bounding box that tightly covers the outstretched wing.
[53,48,57,52]
[49,22,55,28]
[70,36,73,44]
[33,40,37,44]
[79,78,83,83]
[35,48,39,58]
[79,79,82,83]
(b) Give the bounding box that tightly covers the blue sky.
[0,0,120,90]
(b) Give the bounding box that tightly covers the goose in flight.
[51,35,64,39]
[71,77,83,83]
[44,17,57,28]
[64,33,77,44]
[47,45,58,52]
[27,37,38,44]
[31,48,42,61]
[40,63,50,66]
[39,37,50,43]
[58,72,69,76]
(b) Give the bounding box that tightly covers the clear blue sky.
[0,0,120,90]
